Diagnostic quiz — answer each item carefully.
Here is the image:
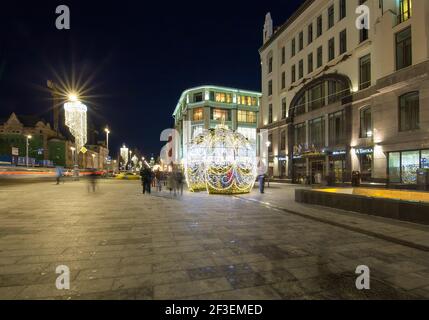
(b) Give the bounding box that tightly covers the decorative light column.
[64,95,88,164]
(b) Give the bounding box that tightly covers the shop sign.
[332,150,347,156]
[356,148,373,155]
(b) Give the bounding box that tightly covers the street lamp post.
[104,128,110,153]
[26,135,32,167]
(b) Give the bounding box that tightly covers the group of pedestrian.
[140,166,185,197]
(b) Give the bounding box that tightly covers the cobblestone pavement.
[0,180,429,300]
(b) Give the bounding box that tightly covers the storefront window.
[401,151,419,184]
[360,153,373,181]
[422,150,429,169]
[389,152,401,183]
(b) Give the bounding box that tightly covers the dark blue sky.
[0,0,302,156]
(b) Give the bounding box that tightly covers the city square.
[1,179,428,300]
[1,0,429,307]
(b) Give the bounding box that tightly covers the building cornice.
[259,0,316,54]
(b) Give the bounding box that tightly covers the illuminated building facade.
[173,85,261,162]
[259,0,429,187]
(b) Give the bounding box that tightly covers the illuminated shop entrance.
[310,159,325,184]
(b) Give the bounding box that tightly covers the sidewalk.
[237,184,429,252]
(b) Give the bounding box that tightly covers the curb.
[235,196,429,253]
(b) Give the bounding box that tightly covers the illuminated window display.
[388,150,429,184]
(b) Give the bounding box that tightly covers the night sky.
[0,0,302,157]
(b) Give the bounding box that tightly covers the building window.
[281,98,287,119]
[339,29,347,54]
[399,92,419,132]
[339,0,346,20]
[308,53,313,74]
[359,54,371,90]
[291,65,296,83]
[212,109,230,121]
[193,92,203,103]
[193,108,204,121]
[299,31,304,51]
[268,80,273,96]
[268,104,273,124]
[291,38,296,57]
[396,27,412,70]
[268,56,273,73]
[237,96,257,106]
[309,83,325,111]
[389,149,429,184]
[299,60,304,79]
[214,92,232,103]
[328,38,335,61]
[238,110,257,123]
[317,46,323,68]
[328,5,335,29]
[398,0,412,24]
[268,134,273,153]
[294,94,306,117]
[360,107,372,138]
[317,15,323,37]
[281,47,286,65]
[329,110,346,146]
[309,117,325,148]
[308,23,313,44]
[281,72,286,89]
[294,122,307,147]
[280,130,286,151]
[359,22,368,43]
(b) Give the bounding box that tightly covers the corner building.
[259,0,429,186]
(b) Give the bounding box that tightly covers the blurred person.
[175,169,184,196]
[55,166,63,185]
[87,169,98,193]
[167,172,177,196]
[155,170,162,192]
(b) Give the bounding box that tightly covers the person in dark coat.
[140,167,153,194]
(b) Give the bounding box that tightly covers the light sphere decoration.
[185,127,257,195]
[64,100,88,152]
[185,133,209,192]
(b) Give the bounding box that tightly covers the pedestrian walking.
[258,174,265,194]
[167,172,177,196]
[87,169,98,193]
[55,166,63,185]
[175,169,184,196]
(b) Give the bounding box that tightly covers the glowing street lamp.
[104,127,110,153]
[26,135,32,167]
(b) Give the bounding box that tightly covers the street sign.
[80,147,88,154]
[11,147,19,156]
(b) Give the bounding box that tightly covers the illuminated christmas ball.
[185,127,257,195]
[185,132,208,192]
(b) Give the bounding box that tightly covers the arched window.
[289,74,352,119]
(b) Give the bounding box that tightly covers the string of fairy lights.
[185,126,257,195]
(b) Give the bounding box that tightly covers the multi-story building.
[0,112,109,169]
[173,85,261,162]
[259,0,429,187]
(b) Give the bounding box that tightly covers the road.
[0,180,428,300]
